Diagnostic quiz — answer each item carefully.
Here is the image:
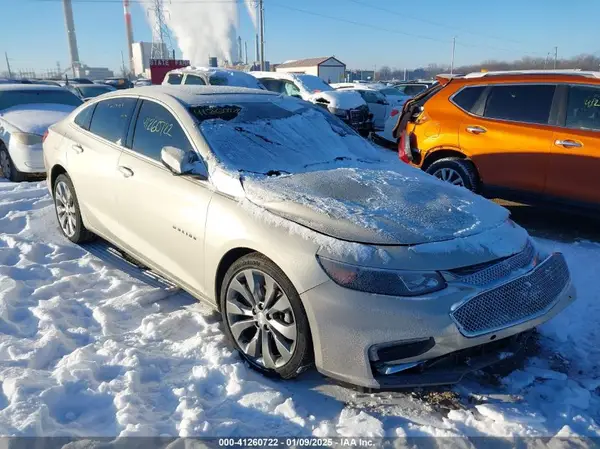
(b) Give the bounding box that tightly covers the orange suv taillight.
[398,131,415,164]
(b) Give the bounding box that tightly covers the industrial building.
[132,42,168,78]
[275,57,346,83]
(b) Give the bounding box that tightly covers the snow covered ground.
[0,179,599,440]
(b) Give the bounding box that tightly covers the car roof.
[463,69,600,79]
[167,66,250,76]
[0,83,66,92]
[250,71,307,80]
[99,85,277,106]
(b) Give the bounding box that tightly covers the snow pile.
[0,180,599,440]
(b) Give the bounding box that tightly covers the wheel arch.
[50,164,68,194]
[421,148,469,172]
[214,247,257,310]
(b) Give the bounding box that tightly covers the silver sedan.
[43,86,576,389]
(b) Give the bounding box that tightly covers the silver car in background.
[43,86,575,389]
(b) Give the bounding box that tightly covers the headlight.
[329,107,348,118]
[317,256,446,296]
[12,132,43,146]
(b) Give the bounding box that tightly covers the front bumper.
[300,254,576,389]
[8,140,45,174]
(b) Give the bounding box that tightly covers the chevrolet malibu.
[43,86,575,389]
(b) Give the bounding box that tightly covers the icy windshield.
[295,75,334,93]
[0,89,82,111]
[191,98,383,174]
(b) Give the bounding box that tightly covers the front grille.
[349,106,369,124]
[451,254,570,337]
[451,240,535,286]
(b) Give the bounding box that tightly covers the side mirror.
[161,146,208,180]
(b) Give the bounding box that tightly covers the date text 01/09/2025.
[217,438,377,447]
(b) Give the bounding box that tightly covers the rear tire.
[0,144,27,182]
[425,157,480,192]
[53,173,95,243]
[220,253,313,380]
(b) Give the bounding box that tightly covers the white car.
[162,66,265,90]
[330,85,392,130]
[0,84,82,181]
[251,72,373,134]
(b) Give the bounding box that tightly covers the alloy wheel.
[55,181,77,238]
[0,151,10,179]
[432,167,465,187]
[225,268,297,369]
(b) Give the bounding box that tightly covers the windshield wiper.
[239,169,291,177]
[303,156,352,168]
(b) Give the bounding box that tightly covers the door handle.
[71,144,84,154]
[118,166,134,178]
[554,139,582,149]
[466,126,487,135]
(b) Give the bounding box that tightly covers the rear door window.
[166,73,183,85]
[452,86,486,113]
[88,97,137,144]
[74,104,96,130]
[260,79,285,93]
[184,75,206,85]
[131,100,193,162]
[566,85,600,131]
[484,84,556,125]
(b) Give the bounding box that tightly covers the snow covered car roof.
[98,85,277,107]
[0,84,66,92]
[165,66,265,89]
[250,71,303,81]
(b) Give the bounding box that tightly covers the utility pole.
[554,46,558,69]
[258,0,265,70]
[450,37,456,75]
[5,52,12,79]
[121,50,127,77]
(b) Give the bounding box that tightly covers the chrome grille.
[453,240,535,286]
[349,106,368,123]
[451,253,570,337]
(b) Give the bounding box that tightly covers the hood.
[308,90,365,110]
[0,103,76,135]
[242,167,510,245]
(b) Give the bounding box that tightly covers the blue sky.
[2,0,599,74]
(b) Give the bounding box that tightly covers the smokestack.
[244,41,248,64]
[123,0,135,75]
[237,36,242,63]
[62,0,80,75]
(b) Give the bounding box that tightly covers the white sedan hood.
[308,90,365,110]
[0,103,77,135]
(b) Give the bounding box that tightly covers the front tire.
[53,174,95,243]
[220,253,313,379]
[426,157,480,192]
[0,144,26,182]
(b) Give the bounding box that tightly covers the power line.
[30,0,249,3]
[344,0,528,47]
[267,2,545,57]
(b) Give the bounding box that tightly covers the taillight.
[398,131,415,164]
[42,130,49,143]
[390,109,399,117]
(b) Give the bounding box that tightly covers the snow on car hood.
[308,90,365,110]
[0,103,76,134]
[242,167,510,245]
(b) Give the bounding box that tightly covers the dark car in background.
[102,77,133,90]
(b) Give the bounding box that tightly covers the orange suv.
[394,70,600,210]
